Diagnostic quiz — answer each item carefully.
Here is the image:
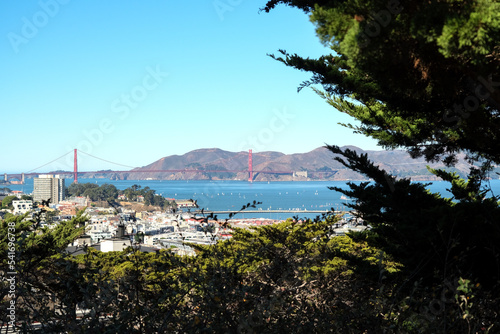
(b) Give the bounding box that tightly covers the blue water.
[5,179,500,220]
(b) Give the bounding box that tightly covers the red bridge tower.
[74,149,78,184]
[248,149,253,182]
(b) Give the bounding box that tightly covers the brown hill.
[85,146,478,181]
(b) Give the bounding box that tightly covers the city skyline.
[1,1,381,173]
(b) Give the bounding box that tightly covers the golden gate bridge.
[3,149,330,184]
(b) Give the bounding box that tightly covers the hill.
[86,146,476,181]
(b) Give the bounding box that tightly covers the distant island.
[74,146,490,182]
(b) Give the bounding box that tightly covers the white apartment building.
[12,200,33,215]
[33,175,65,204]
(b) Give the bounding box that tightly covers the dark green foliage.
[67,182,118,202]
[121,185,176,210]
[1,195,17,209]
[261,0,500,246]
[328,145,500,284]
[264,0,500,166]
[66,182,98,197]
[184,218,401,333]
[0,212,87,332]
[261,1,500,330]
[325,144,500,331]
[66,183,176,210]
[2,204,499,332]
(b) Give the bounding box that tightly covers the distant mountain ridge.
[88,146,477,181]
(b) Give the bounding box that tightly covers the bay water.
[6,178,500,220]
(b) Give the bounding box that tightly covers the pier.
[194,209,345,215]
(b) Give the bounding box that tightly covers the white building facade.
[12,200,33,215]
[33,175,65,204]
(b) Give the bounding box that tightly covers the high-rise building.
[33,175,65,204]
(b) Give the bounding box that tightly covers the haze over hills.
[86,146,479,181]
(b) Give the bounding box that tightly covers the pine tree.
[263,0,500,165]
[263,1,500,330]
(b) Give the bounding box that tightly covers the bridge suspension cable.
[77,150,137,169]
[26,150,74,173]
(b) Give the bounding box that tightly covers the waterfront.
[6,178,500,220]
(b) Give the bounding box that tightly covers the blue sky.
[1,1,380,173]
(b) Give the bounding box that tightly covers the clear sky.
[1,1,380,173]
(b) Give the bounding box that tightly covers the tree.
[67,182,99,197]
[123,185,144,201]
[3,2,500,331]
[0,212,87,332]
[143,189,155,206]
[263,1,500,330]
[2,197,494,332]
[100,183,118,201]
[67,183,119,202]
[1,195,17,209]
[263,0,500,166]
